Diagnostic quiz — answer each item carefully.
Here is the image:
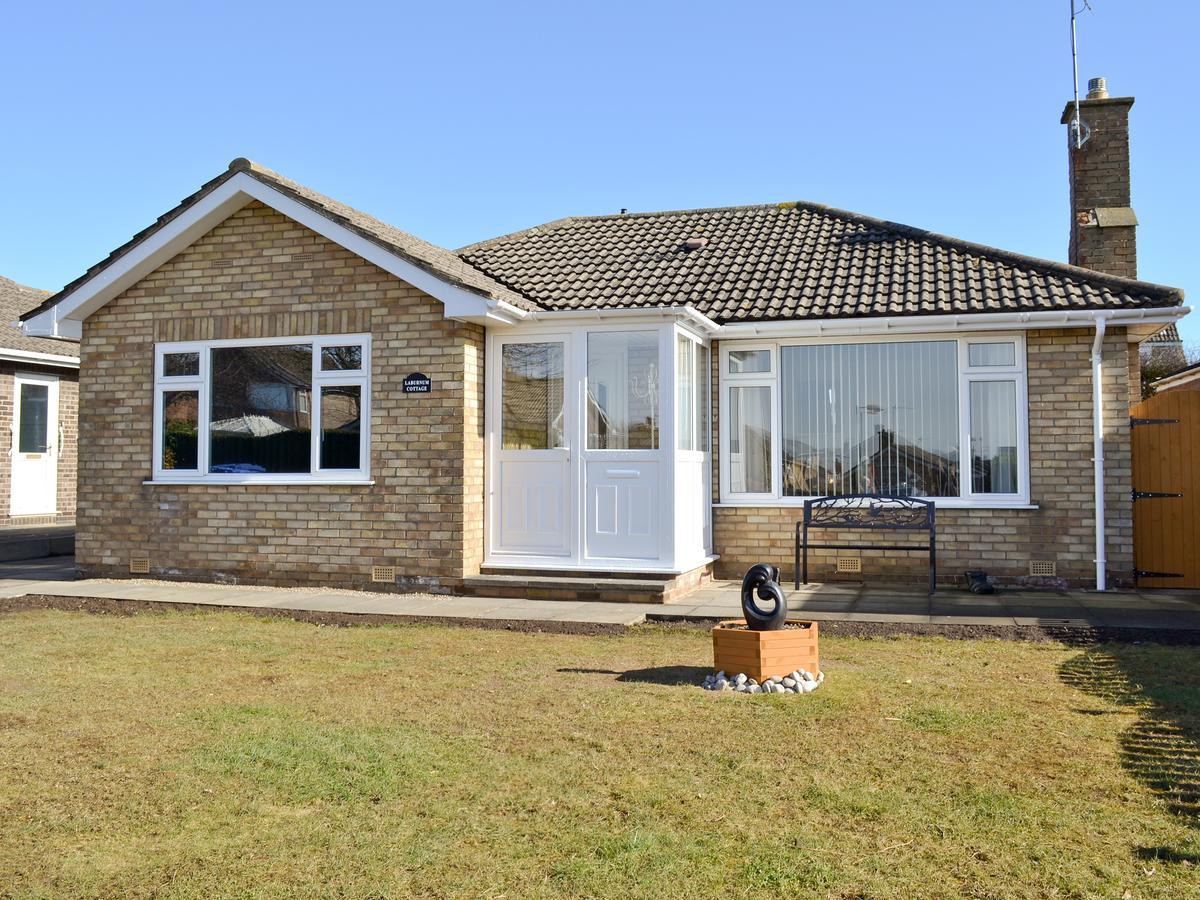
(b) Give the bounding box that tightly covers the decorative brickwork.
[76,201,484,591]
[711,328,1136,589]
[0,363,78,527]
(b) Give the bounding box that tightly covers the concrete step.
[0,528,75,562]
[463,573,674,604]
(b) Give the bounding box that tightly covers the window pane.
[970,380,1019,494]
[728,349,770,374]
[729,386,771,493]
[968,342,1016,367]
[697,344,710,451]
[162,391,199,470]
[502,342,564,450]
[780,341,960,498]
[321,345,363,371]
[677,336,695,451]
[163,352,200,377]
[18,384,49,453]
[209,344,313,474]
[320,385,361,469]
[587,332,659,450]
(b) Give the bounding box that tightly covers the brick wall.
[1064,96,1137,279]
[711,328,1136,588]
[0,363,78,527]
[76,201,484,591]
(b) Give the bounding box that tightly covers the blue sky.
[2,1,1195,345]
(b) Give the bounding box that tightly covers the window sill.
[714,500,1039,511]
[143,478,375,487]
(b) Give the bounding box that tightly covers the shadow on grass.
[557,665,710,686]
[1059,645,1200,865]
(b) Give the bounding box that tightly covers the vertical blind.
[780,341,960,497]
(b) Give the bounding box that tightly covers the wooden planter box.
[712,620,820,684]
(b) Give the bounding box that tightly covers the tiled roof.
[1145,323,1182,344]
[0,275,78,356]
[459,201,1184,322]
[22,159,536,324]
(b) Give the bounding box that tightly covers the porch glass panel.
[587,331,659,450]
[501,342,564,450]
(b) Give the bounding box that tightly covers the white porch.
[484,311,714,574]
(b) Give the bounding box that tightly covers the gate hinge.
[1132,489,1183,501]
[1135,570,1184,580]
[1130,416,1179,427]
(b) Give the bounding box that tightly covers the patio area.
[663,580,1200,630]
[1,557,1199,631]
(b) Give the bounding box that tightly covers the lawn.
[1,608,1197,898]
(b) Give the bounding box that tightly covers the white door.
[10,373,59,517]
[492,336,572,556]
[582,331,661,561]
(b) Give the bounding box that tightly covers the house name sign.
[403,372,432,394]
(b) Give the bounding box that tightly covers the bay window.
[152,334,370,483]
[720,335,1028,505]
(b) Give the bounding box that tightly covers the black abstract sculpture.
[741,563,787,631]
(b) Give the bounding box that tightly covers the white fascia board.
[521,305,720,333]
[0,347,80,368]
[21,171,521,337]
[715,306,1191,339]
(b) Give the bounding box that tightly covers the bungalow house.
[20,82,1188,598]
[0,276,79,527]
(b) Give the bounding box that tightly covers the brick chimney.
[1061,77,1138,278]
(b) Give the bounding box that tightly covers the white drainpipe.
[1091,314,1109,591]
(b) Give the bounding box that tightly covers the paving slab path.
[2,557,1199,631]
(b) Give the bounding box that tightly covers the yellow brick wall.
[76,201,484,591]
[711,328,1136,588]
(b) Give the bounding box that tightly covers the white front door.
[582,330,662,561]
[492,336,572,556]
[10,373,59,517]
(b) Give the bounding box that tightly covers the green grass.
[0,608,1197,898]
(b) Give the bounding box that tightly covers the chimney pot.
[1086,76,1109,100]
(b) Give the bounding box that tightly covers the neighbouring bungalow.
[20,81,1189,599]
[0,276,79,528]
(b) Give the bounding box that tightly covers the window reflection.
[320,385,361,469]
[209,344,313,473]
[729,385,771,493]
[163,390,198,470]
[970,380,1019,493]
[587,332,659,450]
[502,342,564,450]
[780,341,960,497]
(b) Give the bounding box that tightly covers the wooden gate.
[1130,391,1200,588]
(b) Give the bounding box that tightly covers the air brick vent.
[835,557,863,574]
[1029,560,1057,578]
[129,557,150,575]
[371,565,396,583]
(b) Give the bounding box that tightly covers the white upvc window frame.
[718,332,1031,508]
[151,333,372,485]
[719,342,778,502]
[675,329,711,456]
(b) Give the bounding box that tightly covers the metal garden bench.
[794,494,937,595]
